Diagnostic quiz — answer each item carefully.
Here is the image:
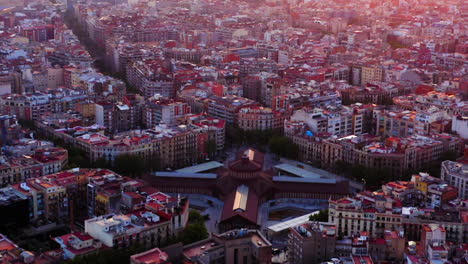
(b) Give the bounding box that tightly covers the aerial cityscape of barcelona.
[0,0,466,263]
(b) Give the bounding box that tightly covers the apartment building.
[0,147,68,187]
[375,109,416,137]
[144,96,191,128]
[361,65,385,86]
[206,95,258,124]
[183,229,272,264]
[75,124,204,169]
[0,93,52,121]
[290,107,356,137]
[237,106,284,131]
[126,59,175,98]
[329,179,467,243]
[177,113,226,152]
[85,212,171,248]
[85,193,189,249]
[441,160,468,199]
[288,222,336,264]
[287,121,463,177]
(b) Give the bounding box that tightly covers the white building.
[291,107,354,136]
[441,160,468,199]
[84,213,165,248]
[451,116,468,139]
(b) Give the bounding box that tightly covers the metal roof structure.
[153,171,217,179]
[233,185,249,211]
[275,163,325,179]
[272,176,336,184]
[267,211,319,233]
[176,161,224,173]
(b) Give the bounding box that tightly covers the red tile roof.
[221,188,259,224]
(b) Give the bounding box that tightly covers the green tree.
[351,164,367,180]
[92,157,109,168]
[113,154,145,177]
[309,209,329,222]
[268,135,299,159]
[18,119,35,129]
[441,150,459,161]
[144,155,161,173]
[65,146,91,169]
[268,135,285,156]
[285,142,299,159]
[334,160,350,175]
[179,222,208,245]
[225,125,243,146]
[177,210,209,245]
[363,167,383,187]
[205,139,217,159]
[188,210,204,224]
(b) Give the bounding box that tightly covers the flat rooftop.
[176,161,224,173]
[131,248,169,264]
[272,176,336,184]
[183,239,221,259]
[267,211,319,233]
[153,171,217,179]
[215,229,271,247]
[275,161,337,180]
[0,234,17,252]
[0,187,27,205]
